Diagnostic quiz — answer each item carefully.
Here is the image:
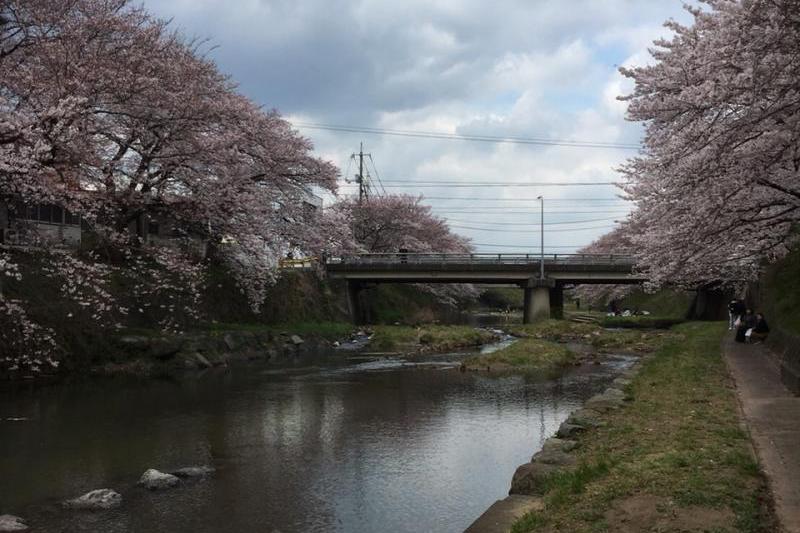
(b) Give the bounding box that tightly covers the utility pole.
[357,142,367,204]
[538,196,544,279]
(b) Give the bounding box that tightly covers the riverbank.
[506,322,777,532]
[462,320,674,375]
[368,324,498,352]
[2,321,509,381]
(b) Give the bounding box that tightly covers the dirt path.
[723,335,800,533]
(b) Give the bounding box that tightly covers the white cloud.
[143,0,694,252]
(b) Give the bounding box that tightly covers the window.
[11,201,79,225]
[65,210,80,226]
[38,205,51,223]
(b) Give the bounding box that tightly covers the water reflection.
[0,348,634,533]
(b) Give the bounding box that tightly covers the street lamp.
[537,195,544,279]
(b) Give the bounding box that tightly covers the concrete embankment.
[93,329,332,376]
[466,322,779,533]
[465,358,645,533]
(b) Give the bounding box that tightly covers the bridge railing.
[326,252,636,266]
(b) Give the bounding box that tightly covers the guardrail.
[326,252,635,266]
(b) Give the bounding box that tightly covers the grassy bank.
[463,320,675,376]
[368,325,496,352]
[508,320,672,354]
[600,315,685,329]
[463,338,576,374]
[512,322,777,532]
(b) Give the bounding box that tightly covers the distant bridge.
[326,253,646,324]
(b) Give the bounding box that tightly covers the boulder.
[223,333,238,351]
[611,377,632,388]
[290,335,304,345]
[149,337,183,359]
[194,353,212,369]
[541,437,578,453]
[138,469,179,490]
[556,422,586,439]
[532,448,577,466]
[171,466,215,478]
[509,462,561,495]
[567,408,605,428]
[117,335,151,347]
[585,388,627,412]
[62,489,122,510]
[0,515,28,532]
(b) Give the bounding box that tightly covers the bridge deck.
[326,253,645,284]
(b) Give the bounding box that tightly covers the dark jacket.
[754,317,769,334]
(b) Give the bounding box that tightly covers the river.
[0,339,634,532]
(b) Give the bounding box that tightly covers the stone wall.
[103,330,329,376]
[767,327,800,395]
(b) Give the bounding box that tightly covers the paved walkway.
[723,335,800,533]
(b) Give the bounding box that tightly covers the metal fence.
[326,252,635,266]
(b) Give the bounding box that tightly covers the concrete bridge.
[326,253,645,324]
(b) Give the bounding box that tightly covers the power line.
[336,193,628,202]
[380,183,618,188]
[367,154,387,196]
[472,243,590,249]
[431,209,630,214]
[443,216,621,226]
[450,223,618,233]
[420,196,628,202]
[293,122,642,150]
[377,180,619,186]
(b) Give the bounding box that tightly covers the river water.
[0,340,634,533]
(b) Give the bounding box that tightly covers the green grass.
[368,325,495,352]
[507,319,673,354]
[511,322,777,532]
[463,337,576,373]
[600,315,685,329]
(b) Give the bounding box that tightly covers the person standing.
[728,299,738,330]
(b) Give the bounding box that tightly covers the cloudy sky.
[143,0,695,253]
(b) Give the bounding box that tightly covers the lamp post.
[537,195,544,279]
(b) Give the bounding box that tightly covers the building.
[0,200,82,248]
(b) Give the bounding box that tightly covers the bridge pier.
[522,279,556,324]
[550,283,564,320]
[346,280,367,325]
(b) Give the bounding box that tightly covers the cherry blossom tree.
[331,194,479,305]
[0,0,344,371]
[619,0,800,288]
[574,224,638,307]
[332,195,472,254]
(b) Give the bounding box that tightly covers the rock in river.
[0,515,28,532]
[171,466,215,478]
[138,469,180,490]
[62,489,122,510]
[509,462,561,495]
